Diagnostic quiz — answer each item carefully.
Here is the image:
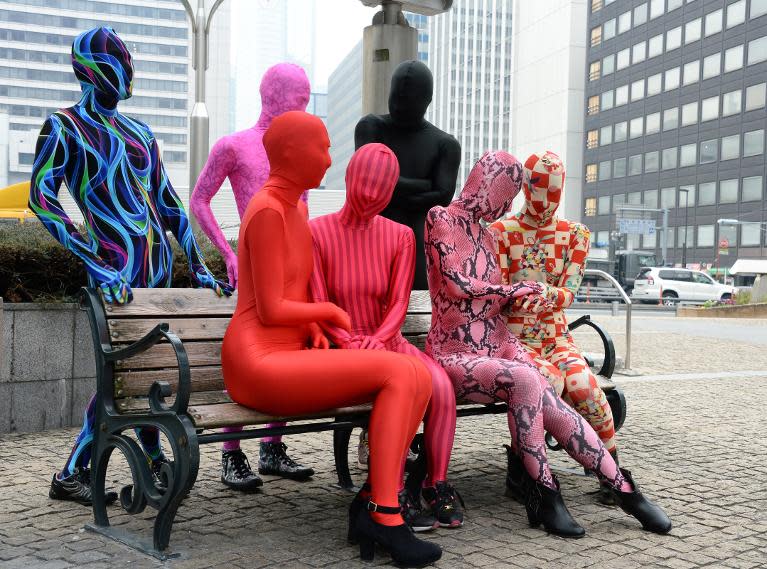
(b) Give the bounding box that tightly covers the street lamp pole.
[680,188,689,267]
[180,0,226,225]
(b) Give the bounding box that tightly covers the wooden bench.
[80,287,625,557]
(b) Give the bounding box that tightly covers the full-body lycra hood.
[258,63,311,126]
[388,60,433,130]
[520,151,565,225]
[72,27,133,113]
[455,151,525,223]
[339,143,400,227]
[262,111,330,202]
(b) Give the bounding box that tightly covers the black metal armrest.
[568,315,616,379]
[103,323,169,362]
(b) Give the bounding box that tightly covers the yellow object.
[0,181,35,222]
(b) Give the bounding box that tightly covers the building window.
[650,0,664,19]
[724,45,744,73]
[660,187,677,209]
[666,26,682,51]
[585,197,597,216]
[586,164,598,183]
[745,83,767,111]
[685,18,702,44]
[644,189,658,207]
[646,112,661,134]
[705,9,723,36]
[604,19,617,40]
[721,134,740,160]
[681,101,698,126]
[591,0,603,12]
[679,185,695,207]
[597,230,609,244]
[589,61,601,81]
[680,143,697,166]
[722,90,742,116]
[683,60,700,85]
[612,193,626,214]
[742,176,763,201]
[700,139,718,163]
[662,147,678,170]
[663,107,679,130]
[634,3,648,26]
[587,130,599,149]
[602,90,614,110]
[701,95,719,121]
[599,160,611,181]
[647,73,662,96]
[744,129,765,156]
[752,0,767,18]
[665,67,680,91]
[720,179,739,203]
[668,0,683,11]
[627,192,642,205]
[630,116,644,138]
[615,121,628,142]
[697,225,714,248]
[741,224,763,247]
[618,11,632,33]
[648,34,664,58]
[598,196,610,215]
[676,226,693,248]
[747,36,767,66]
[614,157,627,178]
[628,154,643,175]
[603,54,615,75]
[600,125,613,145]
[645,151,659,172]
[617,48,630,70]
[698,182,716,205]
[702,53,721,79]
[587,95,600,115]
[726,0,746,28]
[615,85,629,106]
[590,26,602,47]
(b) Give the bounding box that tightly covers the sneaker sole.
[438,520,463,528]
[221,477,263,491]
[257,468,314,481]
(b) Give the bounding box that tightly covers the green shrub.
[735,290,752,305]
[0,221,231,303]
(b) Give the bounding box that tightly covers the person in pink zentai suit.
[309,143,462,532]
[190,63,315,491]
[424,150,671,538]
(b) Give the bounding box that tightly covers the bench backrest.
[92,288,433,410]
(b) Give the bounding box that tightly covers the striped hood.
[340,143,400,227]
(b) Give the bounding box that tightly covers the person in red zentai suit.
[221,111,441,567]
[309,143,461,532]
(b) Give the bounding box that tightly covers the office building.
[583,0,767,269]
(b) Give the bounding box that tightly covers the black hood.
[388,60,433,129]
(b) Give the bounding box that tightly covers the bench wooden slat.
[401,313,431,335]
[115,341,221,370]
[103,289,238,317]
[116,390,233,412]
[407,290,432,313]
[109,318,231,343]
[116,366,224,397]
[188,403,374,429]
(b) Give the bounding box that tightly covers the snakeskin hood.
[340,143,400,224]
[521,151,565,225]
[457,151,524,223]
[72,27,133,102]
[260,63,311,122]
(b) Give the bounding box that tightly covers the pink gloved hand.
[510,281,555,314]
[343,335,386,351]
[223,250,238,289]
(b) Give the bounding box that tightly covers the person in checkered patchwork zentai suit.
[489,151,619,497]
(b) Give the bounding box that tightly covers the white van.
[631,268,736,304]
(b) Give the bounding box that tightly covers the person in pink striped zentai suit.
[309,143,463,531]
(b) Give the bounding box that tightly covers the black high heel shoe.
[352,500,442,567]
[611,469,672,534]
[347,483,371,544]
[525,475,585,538]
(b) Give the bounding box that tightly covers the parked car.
[631,267,737,304]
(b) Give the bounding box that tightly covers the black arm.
[568,315,616,379]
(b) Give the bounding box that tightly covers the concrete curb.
[677,302,767,318]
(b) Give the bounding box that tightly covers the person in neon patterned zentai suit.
[29,27,231,506]
[190,63,314,490]
[489,151,619,502]
[309,143,461,531]
[424,151,671,537]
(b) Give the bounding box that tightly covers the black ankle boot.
[352,501,442,567]
[596,449,619,506]
[258,442,314,480]
[611,468,672,534]
[504,444,525,503]
[347,483,371,544]
[525,476,585,538]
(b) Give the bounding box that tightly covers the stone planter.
[677,302,767,318]
[0,299,95,433]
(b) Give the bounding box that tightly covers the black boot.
[221,449,263,491]
[352,501,442,567]
[596,449,619,506]
[504,444,526,503]
[611,468,672,534]
[258,442,314,481]
[525,476,585,538]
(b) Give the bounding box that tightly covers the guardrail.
[581,269,633,370]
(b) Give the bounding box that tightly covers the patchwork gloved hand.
[191,268,234,297]
[511,281,558,314]
[97,271,133,304]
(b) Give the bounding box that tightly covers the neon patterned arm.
[190,137,236,261]
[29,115,117,282]
[373,228,416,344]
[488,221,513,285]
[552,223,591,309]
[309,235,352,346]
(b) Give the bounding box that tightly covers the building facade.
[583,0,767,269]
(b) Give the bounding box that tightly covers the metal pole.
[584,269,632,371]
[662,208,668,265]
[681,190,689,267]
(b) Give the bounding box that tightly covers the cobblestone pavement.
[2,315,767,569]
